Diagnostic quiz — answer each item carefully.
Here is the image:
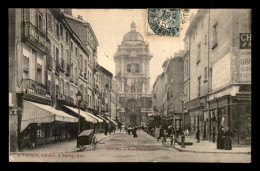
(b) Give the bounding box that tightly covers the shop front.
[209,92,251,145]
[19,100,78,149]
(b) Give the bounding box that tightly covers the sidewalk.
[171,136,251,154]
[17,131,119,154]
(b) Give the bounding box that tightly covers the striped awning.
[85,112,103,123]
[21,101,78,132]
[97,115,109,123]
[105,117,118,126]
[63,105,97,123]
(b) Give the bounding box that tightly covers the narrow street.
[10,130,250,162]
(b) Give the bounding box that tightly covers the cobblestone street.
[10,130,251,162]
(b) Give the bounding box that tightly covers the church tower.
[114,21,153,126]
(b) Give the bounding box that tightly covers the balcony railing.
[22,79,51,100]
[22,22,50,54]
[46,55,53,70]
[60,59,65,72]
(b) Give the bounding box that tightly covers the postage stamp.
[146,8,180,36]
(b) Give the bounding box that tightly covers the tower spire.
[130,21,136,31]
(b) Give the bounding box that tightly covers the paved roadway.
[10,130,251,162]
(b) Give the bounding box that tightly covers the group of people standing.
[104,123,116,136]
[217,126,232,150]
[126,125,138,138]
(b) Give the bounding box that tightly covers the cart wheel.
[79,145,85,151]
[91,136,98,150]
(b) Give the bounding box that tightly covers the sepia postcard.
[8,8,251,162]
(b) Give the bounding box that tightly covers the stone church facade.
[114,21,153,126]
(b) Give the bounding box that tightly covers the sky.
[72,9,197,90]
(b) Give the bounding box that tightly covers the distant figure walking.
[217,127,225,149]
[224,127,232,150]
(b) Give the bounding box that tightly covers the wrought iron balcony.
[22,22,50,55]
[22,79,51,100]
[60,59,65,72]
[46,55,53,70]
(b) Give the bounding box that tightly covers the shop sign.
[240,33,251,49]
[238,50,251,83]
[212,53,231,91]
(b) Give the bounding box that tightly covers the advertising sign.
[212,53,231,91]
[240,33,251,49]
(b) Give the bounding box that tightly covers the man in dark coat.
[133,126,138,138]
[217,127,225,149]
[224,127,232,150]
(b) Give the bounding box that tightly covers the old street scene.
[9,9,251,162]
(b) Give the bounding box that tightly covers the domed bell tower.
[114,21,153,126]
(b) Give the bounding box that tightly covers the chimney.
[63,8,72,15]
[78,15,83,20]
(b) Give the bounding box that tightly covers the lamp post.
[179,93,185,130]
[105,83,111,120]
[76,91,82,135]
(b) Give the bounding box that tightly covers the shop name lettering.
[240,33,251,49]
[16,153,86,158]
[106,147,156,151]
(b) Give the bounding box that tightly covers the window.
[135,64,139,73]
[53,45,55,60]
[37,68,42,83]
[66,32,69,43]
[212,22,218,49]
[38,14,43,32]
[204,67,208,82]
[197,43,201,64]
[71,42,73,52]
[60,44,63,60]
[80,55,83,74]
[198,76,201,97]
[55,47,59,62]
[60,24,63,38]
[55,22,59,38]
[47,13,52,30]
[127,64,131,73]
[75,47,78,57]
[66,49,69,63]
[131,84,136,93]
[131,64,135,73]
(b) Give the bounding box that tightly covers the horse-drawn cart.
[77,129,98,151]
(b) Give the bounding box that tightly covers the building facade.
[8,8,103,151]
[114,21,153,127]
[152,51,184,129]
[184,9,251,145]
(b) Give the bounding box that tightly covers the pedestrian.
[157,125,165,142]
[196,127,200,143]
[133,126,138,138]
[173,128,178,145]
[217,127,225,149]
[224,127,232,150]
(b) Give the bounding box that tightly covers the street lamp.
[76,91,82,135]
[179,93,185,130]
[105,83,111,120]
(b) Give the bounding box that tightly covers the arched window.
[131,84,136,93]
[127,64,131,73]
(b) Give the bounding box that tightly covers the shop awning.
[85,112,103,123]
[97,115,109,123]
[21,101,78,132]
[105,117,118,126]
[63,105,97,123]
